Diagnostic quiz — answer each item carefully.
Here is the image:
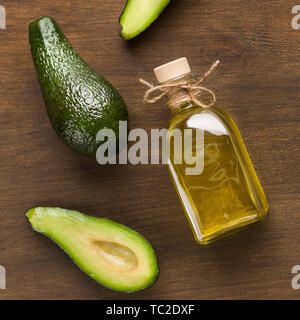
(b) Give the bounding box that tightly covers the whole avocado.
[29,16,128,157]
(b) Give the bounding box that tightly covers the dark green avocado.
[26,207,159,293]
[119,0,171,40]
[29,16,128,157]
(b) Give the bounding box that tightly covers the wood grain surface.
[0,0,299,300]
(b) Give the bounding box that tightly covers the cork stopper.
[154,57,191,84]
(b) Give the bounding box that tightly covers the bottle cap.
[154,57,191,84]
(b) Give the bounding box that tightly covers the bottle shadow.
[201,216,272,273]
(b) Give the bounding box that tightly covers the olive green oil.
[168,104,268,244]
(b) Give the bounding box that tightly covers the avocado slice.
[119,0,171,40]
[26,207,159,292]
[29,17,129,157]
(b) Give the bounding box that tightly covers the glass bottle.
[153,58,268,244]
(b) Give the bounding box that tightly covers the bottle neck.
[160,72,198,114]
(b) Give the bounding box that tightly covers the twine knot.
[140,60,220,110]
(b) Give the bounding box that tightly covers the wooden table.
[0,0,299,300]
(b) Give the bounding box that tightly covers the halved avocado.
[119,0,171,40]
[26,207,159,293]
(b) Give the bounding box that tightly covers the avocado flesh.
[120,0,171,40]
[29,17,128,157]
[26,207,159,292]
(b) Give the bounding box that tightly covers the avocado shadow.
[121,0,190,49]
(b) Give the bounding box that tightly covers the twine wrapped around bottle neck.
[140,60,220,110]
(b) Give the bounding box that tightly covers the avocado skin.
[29,17,128,157]
[119,0,171,40]
[26,207,159,293]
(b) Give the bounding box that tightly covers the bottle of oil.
[149,58,268,244]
